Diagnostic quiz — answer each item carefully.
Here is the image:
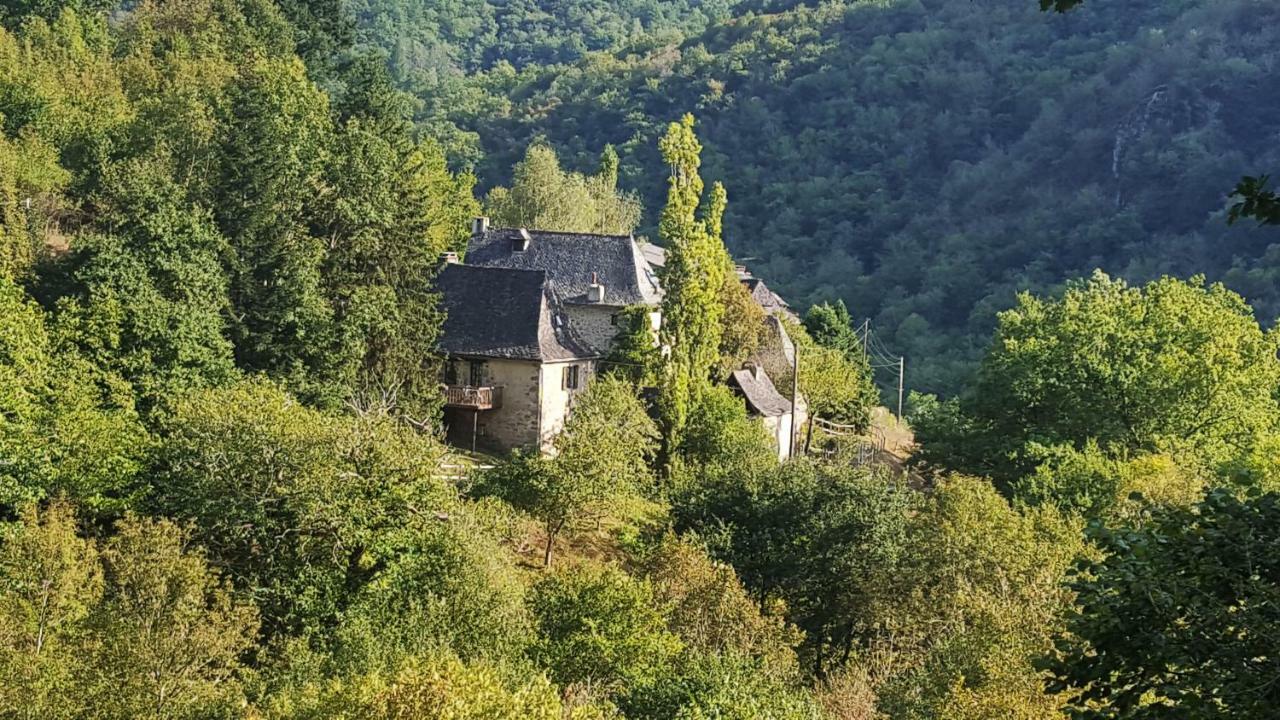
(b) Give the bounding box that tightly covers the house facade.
[436,262,599,453]
[437,219,806,457]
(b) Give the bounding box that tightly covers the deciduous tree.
[657,115,731,467]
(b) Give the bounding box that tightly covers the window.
[443,361,458,385]
[562,364,580,390]
[469,360,485,387]
[610,314,619,326]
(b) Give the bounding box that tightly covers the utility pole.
[861,319,870,360]
[790,339,800,459]
[897,356,905,425]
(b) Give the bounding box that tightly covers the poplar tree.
[657,114,732,468]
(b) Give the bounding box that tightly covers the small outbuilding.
[728,363,796,461]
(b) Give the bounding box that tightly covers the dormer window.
[513,228,532,252]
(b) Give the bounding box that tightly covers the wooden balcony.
[443,385,502,410]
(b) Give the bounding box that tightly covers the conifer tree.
[657,114,732,468]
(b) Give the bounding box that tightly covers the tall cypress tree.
[657,114,731,470]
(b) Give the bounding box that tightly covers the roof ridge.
[481,227,634,240]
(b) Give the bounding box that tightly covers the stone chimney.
[439,251,459,264]
[471,216,489,235]
[587,272,605,303]
[513,228,531,252]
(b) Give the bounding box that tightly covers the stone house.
[435,262,600,453]
[435,221,663,454]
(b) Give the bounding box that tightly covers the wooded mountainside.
[2,0,1280,718]
[354,0,1280,394]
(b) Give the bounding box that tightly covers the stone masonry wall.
[565,305,622,353]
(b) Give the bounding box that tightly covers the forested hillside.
[362,0,1280,394]
[4,0,1280,718]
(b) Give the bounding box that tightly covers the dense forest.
[350,0,1280,394]
[2,0,1280,718]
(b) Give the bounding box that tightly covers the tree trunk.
[543,519,562,568]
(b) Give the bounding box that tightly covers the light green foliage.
[1049,489,1280,719]
[629,651,822,720]
[481,376,656,566]
[83,513,259,719]
[0,131,67,280]
[0,501,101,719]
[257,652,581,720]
[674,384,778,489]
[657,115,731,465]
[486,144,641,235]
[0,277,147,512]
[552,375,658,502]
[333,520,532,670]
[1017,441,1207,519]
[716,271,767,377]
[530,563,682,696]
[789,320,877,429]
[147,379,450,636]
[914,273,1280,493]
[639,535,800,676]
[872,477,1083,719]
[0,501,257,719]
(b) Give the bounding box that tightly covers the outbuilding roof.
[729,366,793,418]
[435,263,599,361]
[466,228,662,307]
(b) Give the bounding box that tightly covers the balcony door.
[469,360,485,387]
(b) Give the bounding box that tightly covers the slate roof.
[730,367,793,418]
[637,241,667,270]
[466,228,662,307]
[636,242,798,320]
[743,277,799,321]
[435,263,599,361]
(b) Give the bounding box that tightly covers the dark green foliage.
[673,459,914,676]
[349,0,739,76]
[1229,175,1280,226]
[0,0,112,29]
[1048,489,1280,719]
[65,160,239,414]
[803,300,860,360]
[604,305,661,384]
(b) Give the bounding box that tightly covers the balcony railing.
[443,385,502,410]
